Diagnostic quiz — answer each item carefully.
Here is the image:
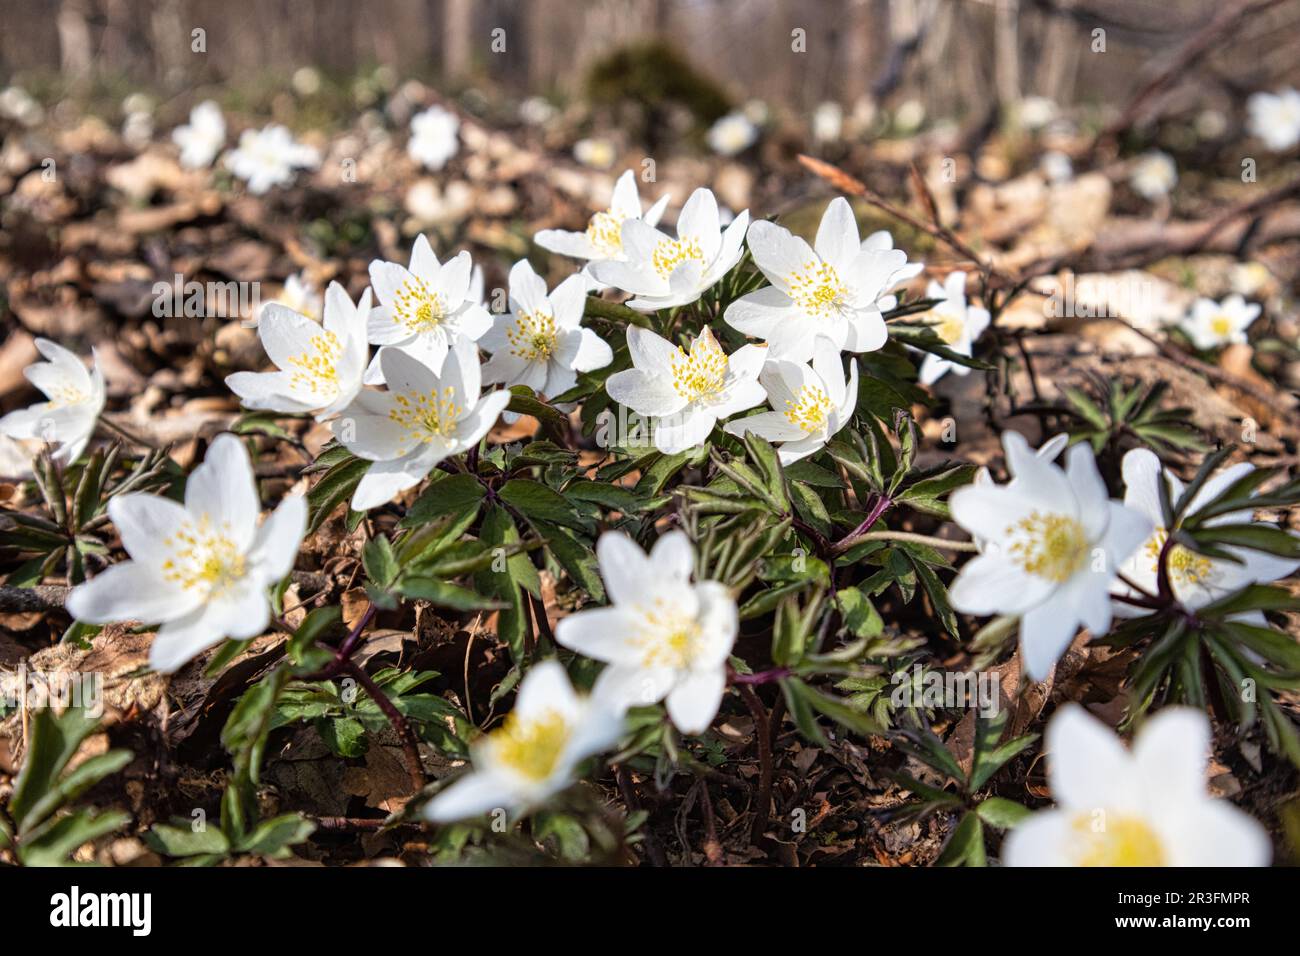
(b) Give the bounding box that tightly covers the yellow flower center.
[1209,314,1233,338]
[1004,511,1090,583]
[394,276,446,333]
[1144,529,1214,588]
[652,236,705,279]
[161,516,247,597]
[46,384,87,409]
[632,598,702,669]
[670,330,729,403]
[937,313,965,344]
[388,386,463,450]
[507,309,558,362]
[586,211,624,256]
[1071,812,1167,866]
[784,385,832,433]
[285,329,342,396]
[491,708,571,781]
[787,261,849,317]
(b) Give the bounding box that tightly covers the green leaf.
[400,473,487,529]
[500,478,591,532]
[397,577,507,611]
[235,813,316,858]
[146,820,232,858]
[363,536,399,588]
[319,716,369,757]
[974,796,1030,829]
[935,811,986,866]
[10,706,101,831]
[306,454,370,534]
[17,809,130,867]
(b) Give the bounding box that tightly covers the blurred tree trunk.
[443,0,473,80]
[56,0,93,82]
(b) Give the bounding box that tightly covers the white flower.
[0,339,105,465]
[1040,150,1073,184]
[1113,448,1299,615]
[1004,705,1269,866]
[724,336,857,464]
[480,260,612,398]
[1178,294,1260,350]
[424,659,625,822]
[172,100,225,169]
[226,282,371,420]
[812,102,843,143]
[588,187,749,311]
[917,271,990,386]
[65,434,307,674]
[224,124,320,195]
[707,111,758,156]
[1247,87,1300,152]
[724,197,917,361]
[948,432,1152,681]
[333,340,509,511]
[0,86,43,126]
[605,326,766,454]
[556,531,737,733]
[534,169,671,264]
[1129,151,1176,201]
[408,105,459,171]
[519,97,558,126]
[573,137,616,170]
[259,272,323,324]
[364,236,493,383]
[1017,96,1057,131]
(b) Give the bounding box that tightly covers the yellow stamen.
[507,309,558,362]
[652,236,705,279]
[632,597,701,669]
[388,386,463,453]
[1004,511,1089,582]
[670,329,728,403]
[491,709,571,781]
[1071,812,1167,866]
[784,385,831,433]
[394,276,446,334]
[161,515,247,596]
[787,261,849,317]
[1144,529,1214,588]
[285,329,342,396]
[586,211,624,256]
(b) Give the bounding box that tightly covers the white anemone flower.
[1178,294,1261,350]
[605,326,766,454]
[172,100,225,169]
[1112,448,1299,616]
[226,282,371,421]
[534,169,671,264]
[424,659,625,822]
[724,335,857,464]
[917,271,990,386]
[1004,705,1269,866]
[261,272,324,324]
[948,432,1152,681]
[588,187,749,311]
[707,111,758,156]
[224,124,320,194]
[0,338,105,465]
[365,237,493,383]
[556,531,738,734]
[480,260,612,398]
[1129,151,1177,201]
[333,341,509,511]
[408,105,460,171]
[724,197,917,362]
[65,434,307,674]
[1247,87,1300,152]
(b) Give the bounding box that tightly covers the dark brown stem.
[340,657,426,793]
[737,683,773,845]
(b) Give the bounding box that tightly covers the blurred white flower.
[0,86,43,126]
[724,336,857,464]
[707,111,758,156]
[172,100,226,169]
[122,111,153,151]
[741,99,770,125]
[1129,151,1177,201]
[589,187,749,311]
[1247,87,1300,152]
[534,168,670,263]
[225,124,320,194]
[226,282,370,421]
[605,326,765,454]
[1178,294,1260,350]
[1040,150,1073,184]
[66,435,307,674]
[292,66,322,97]
[0,338,105,466]
[480,260,611,399]
[332,340,508,511]
[519,96,558,126]
[556,531,739,734]
[917,271,990,386]
[812,101,843,143]
[573,137,616,170]
[408,105,460,171]
[1017,96,1057,131]
[893,99,926,133]
[424,659,625,822]
[1004,706,1269,866]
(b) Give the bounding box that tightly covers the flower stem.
[736,683,773,845]
[832,529,979,556]
[340,657,426,793]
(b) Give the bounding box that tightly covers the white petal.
[555,606,640,664]
[1045,704,1135,810]
[1002,810,1074,866]
[107,492,190,565]
[425,770,515,823]
[665,667,726,734]
[1020,602,1079,682]
[1132,707,1210,804]
[813,197,861,270]
[605,368,685,418]
[186,434,259,548]
[595,530,654,606]
[250,494,307,583]
[949,553,1053,616]
[592,663,678,709]
[66,561,196,625]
